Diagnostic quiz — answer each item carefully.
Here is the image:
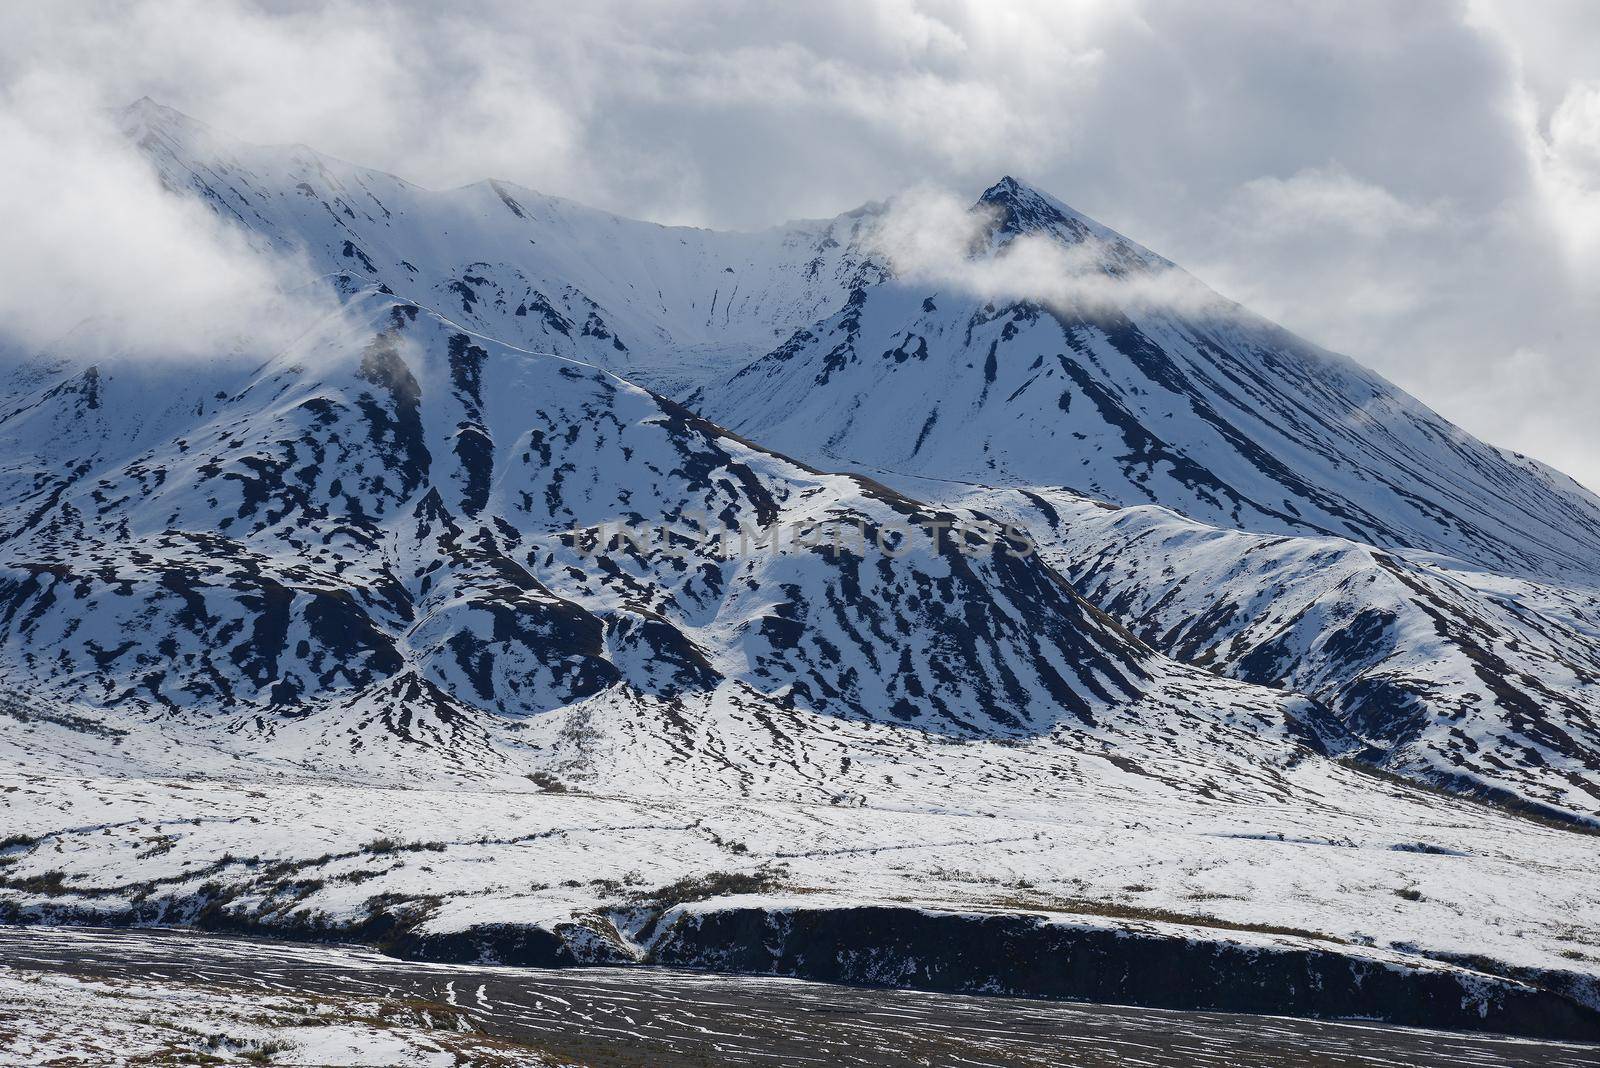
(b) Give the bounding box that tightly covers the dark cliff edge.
[8,896,1600,1044]
[638,905,1600,1044]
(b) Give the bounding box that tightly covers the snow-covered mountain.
[0,290,1351,777]
[941,485,1600,821]
[0,100,1591,826]
[689,178,1600,821]
[697,178,1600,582]
[5,101,1600,1030]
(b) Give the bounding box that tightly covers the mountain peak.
[120,96,189,124]
[116,97,209,144]
[976,174,1097,244]
[979,174,1040,200]
[978,175,1063,218]
[971,176,1167,275]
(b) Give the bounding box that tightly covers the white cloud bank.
[0,0,1596,486]
[0,70,333,362]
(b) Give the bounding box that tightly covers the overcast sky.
[4,1,1598,487]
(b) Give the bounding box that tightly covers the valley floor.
[4,926,1599,1067]
[3,746,1600,1042]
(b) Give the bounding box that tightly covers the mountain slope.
[938,484,1600,820]
[0,291,1350,788]
[695,178,1600,583]
[2,104,1594,819]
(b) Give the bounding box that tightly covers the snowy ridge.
[120,98,884,397]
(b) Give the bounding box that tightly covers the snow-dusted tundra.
[2,101,1599,1040]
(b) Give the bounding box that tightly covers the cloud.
[0,0,1597,486]
[1537,81,1600,281]
[1550,82,1600,176]
[0,71,333,362]
[869,185,1226,318]
[1231,168,1446,240]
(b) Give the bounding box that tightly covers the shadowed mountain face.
[0,101,1595,821]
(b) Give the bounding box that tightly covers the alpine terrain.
[2,100,1599,1041]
